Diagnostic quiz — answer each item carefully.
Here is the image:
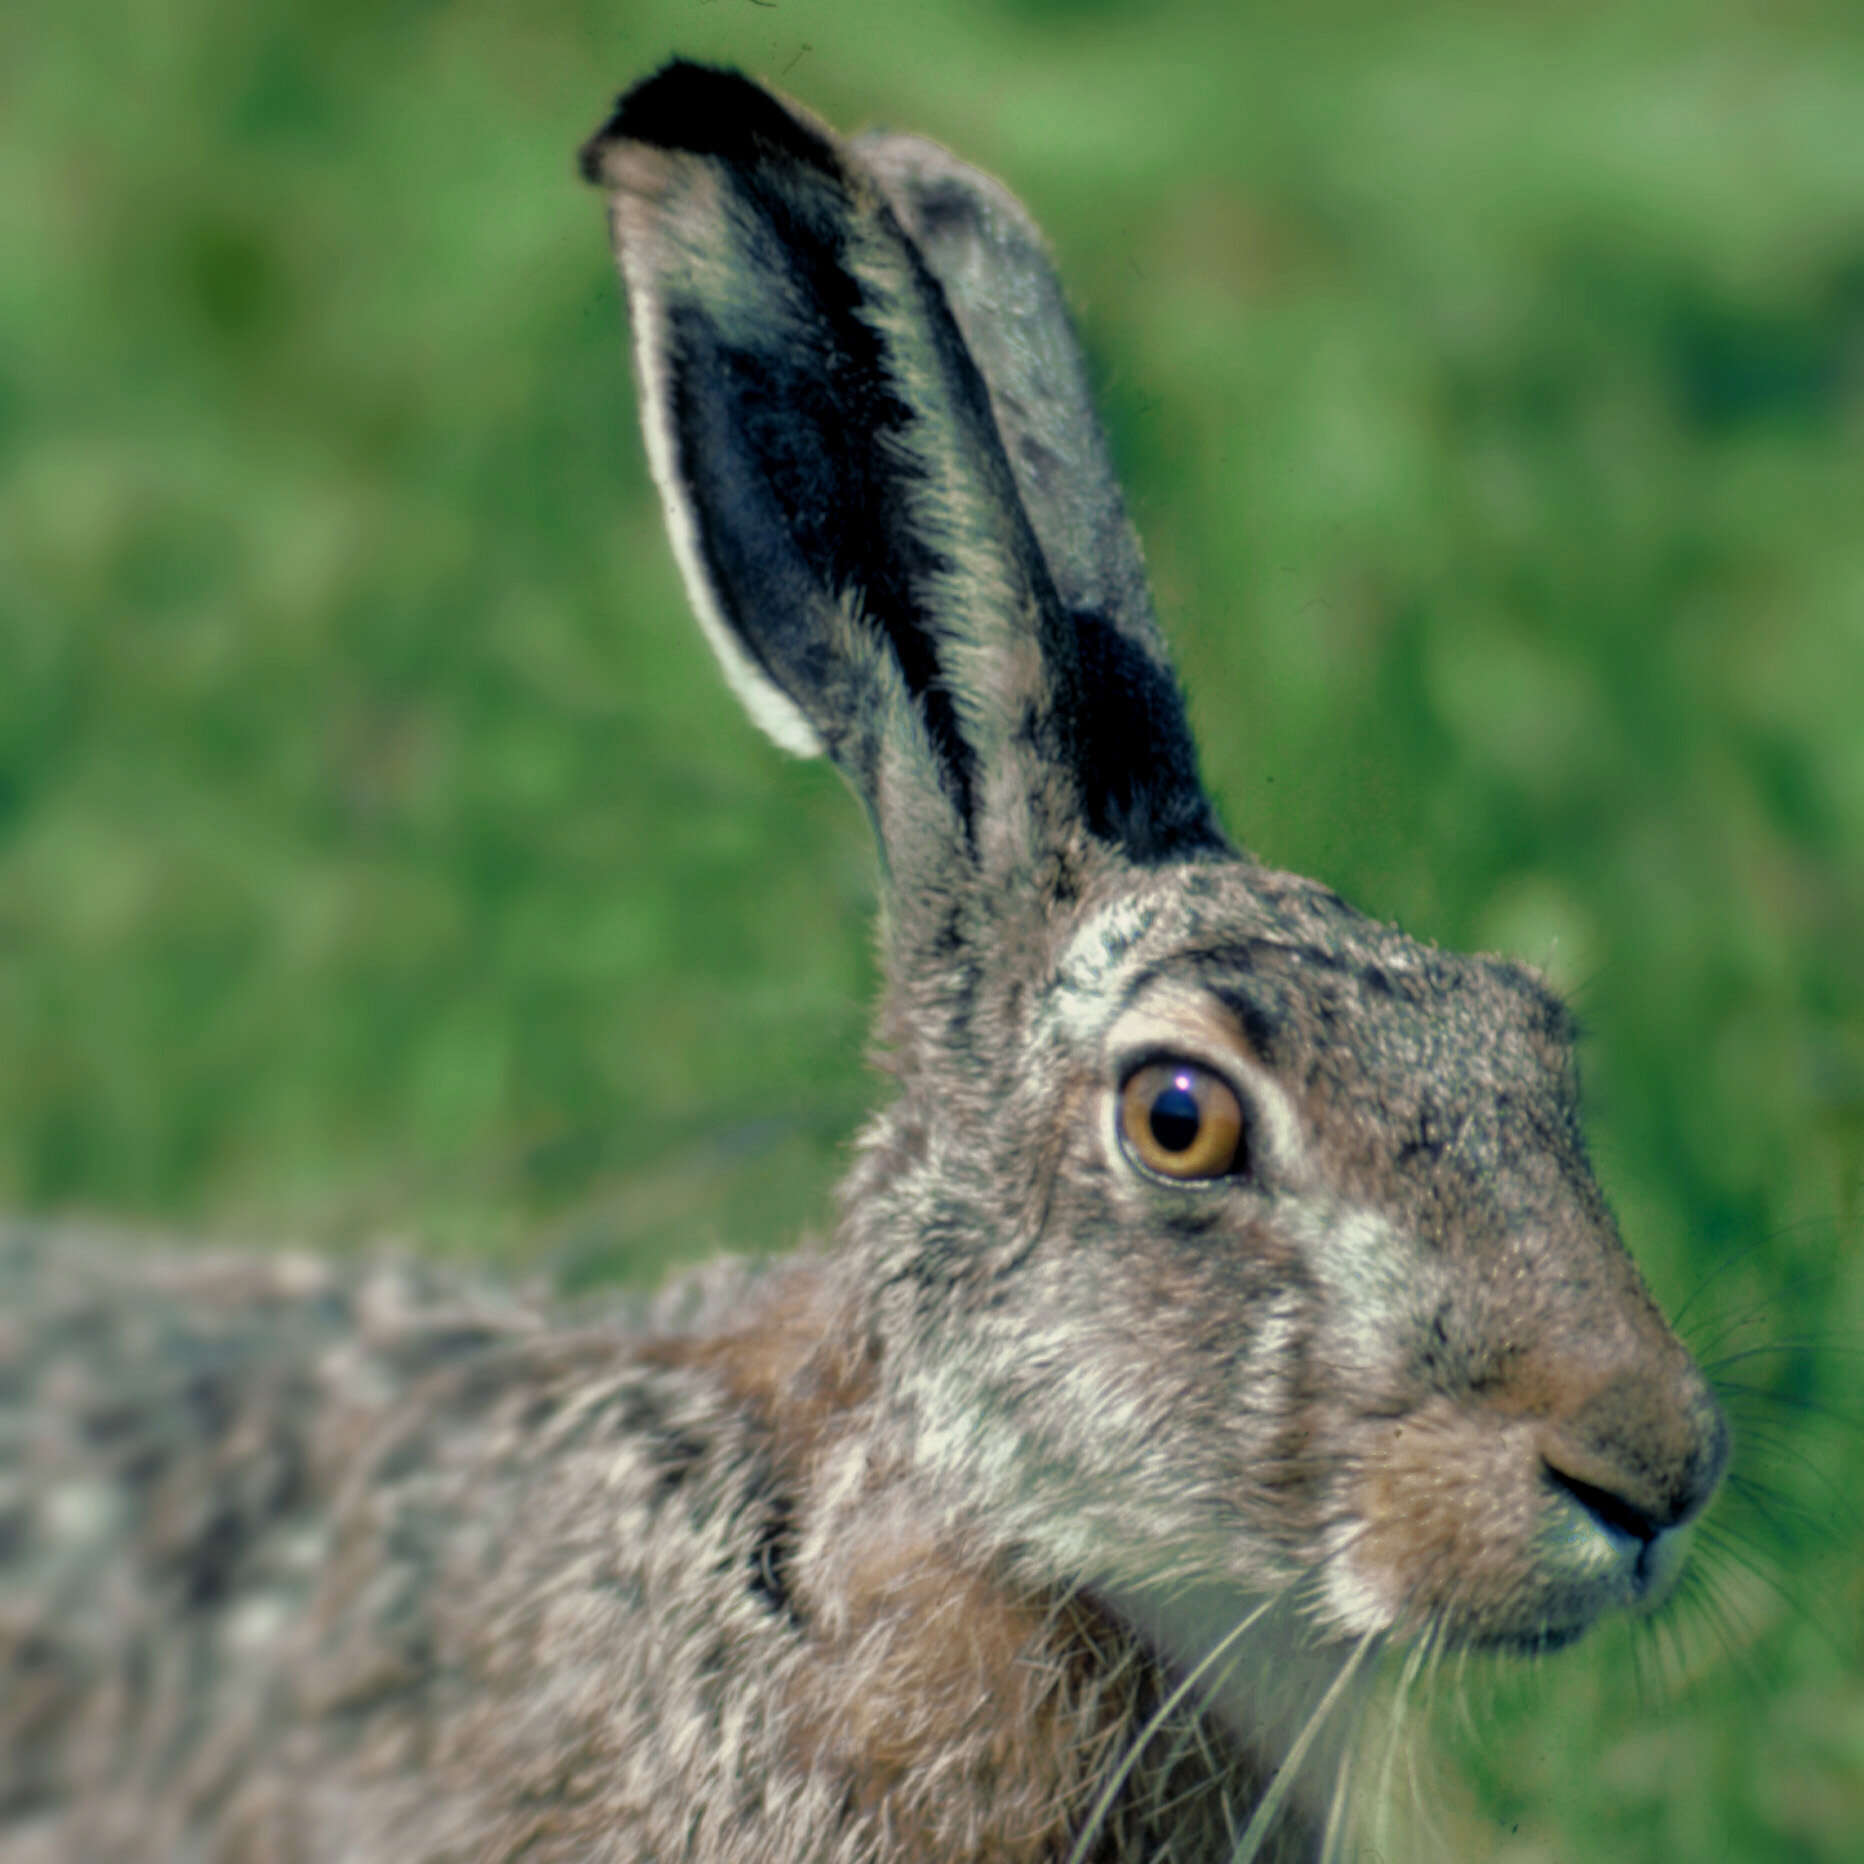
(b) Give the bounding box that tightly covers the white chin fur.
[1318,1525,1404,1641]
[1104,1575,1377,1824]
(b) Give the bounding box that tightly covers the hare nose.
[1536,1370,1730,1545]
[1541,1462,1669,1548]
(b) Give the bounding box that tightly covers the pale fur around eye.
[1117,1060,1247,1181]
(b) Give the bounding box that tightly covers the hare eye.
[1118,1061,1247,1181]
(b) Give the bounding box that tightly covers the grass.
[4,0,1860,1855]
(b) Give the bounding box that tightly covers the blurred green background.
[4,0,1860,1855]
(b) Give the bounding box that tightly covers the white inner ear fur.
[615,231,826,760]
[1102,985,1308,1184]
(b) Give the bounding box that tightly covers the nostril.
[1541,1460,1662,1546]
[1536,1372,1731,1547]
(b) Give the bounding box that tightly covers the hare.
[0,59,1729,1864]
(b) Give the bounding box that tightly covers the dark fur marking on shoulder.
[651,1427,709,1500]
[181,1505,245,1609]
[930,899,968,960]
[747,1488,805,1629]
[609,1387,710,1500]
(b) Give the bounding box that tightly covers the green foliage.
[3,0,1859,1854]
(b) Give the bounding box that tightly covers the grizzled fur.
[1,61,1726,1864]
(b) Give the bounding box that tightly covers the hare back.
[0,1230,779,1860]
[0,1230,1276,1864]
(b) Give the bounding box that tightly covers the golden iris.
[1118,1061,1246,1180]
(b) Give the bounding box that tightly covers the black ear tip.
[577,57,839,186]
[579,59,729,182]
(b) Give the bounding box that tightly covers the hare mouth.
[1323,1395,1711,1653]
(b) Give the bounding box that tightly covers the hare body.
[4,1235,1288,1863]
[2,63,1728,1864]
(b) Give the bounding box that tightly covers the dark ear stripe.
[660,292,982,822]
[1070,610,1225,860]
[854,132,1163,655]
[856,130,1225,863]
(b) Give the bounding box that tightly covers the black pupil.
[1148,1079,1202,1153]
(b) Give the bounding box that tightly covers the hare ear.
[857,130,1223,865]
[855,132,1175,686]
[581,62,1223,877]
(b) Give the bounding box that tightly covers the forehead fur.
[1051,864,1583,1188]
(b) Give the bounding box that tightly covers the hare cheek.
[1324,1402,1546,1636]
[1296,1204,1441,1391]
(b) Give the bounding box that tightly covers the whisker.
[1674,1555,1771,1698]
[1317,1703,1358,1864]
[1722,1470,1858,1559]
[1225,1633,1375,1864]
[1375,1619,1432,1846]
[1671,1218,1853,1338]
[1063,1590,1282,1864]
[1704,1340,1864,1380]
[1415,1615,1460,1864]
[1692,1517,1841,1652]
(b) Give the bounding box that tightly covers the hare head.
[582,51,1726,1751]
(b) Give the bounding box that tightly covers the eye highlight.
[1117,1060,1247,1182]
